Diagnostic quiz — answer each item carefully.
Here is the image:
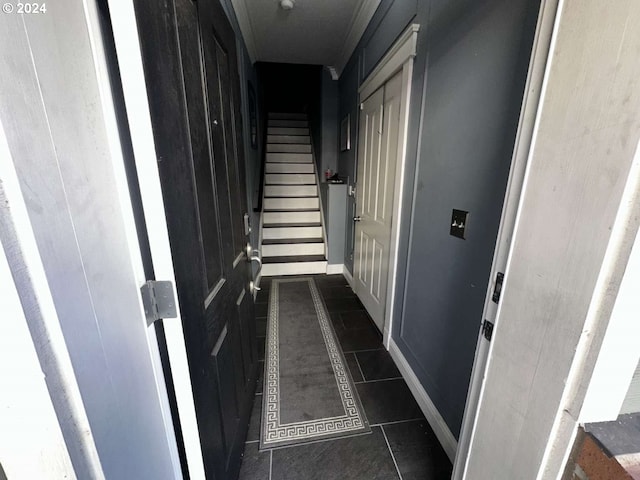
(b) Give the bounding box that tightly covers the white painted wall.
[463,0,640,478]
[581,223,640,422]
[0,1,182,478]
[0,121,80,480]
[0,244,76,480]
[621,360,640,414]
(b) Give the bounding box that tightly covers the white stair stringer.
[260,112,328,276]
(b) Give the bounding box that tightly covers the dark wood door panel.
[133,0,257,478]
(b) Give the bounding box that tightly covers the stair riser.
[266,153,312,163]
[267,144,311,153]
[263,211,320,225]
[262,226,323,239]
[266,163,314,174]
[267,135,310,144]
[262,243,325,257]
[265,174,316,185]
[268,120,308,128]
[264,185,317,197]
[268,113,307,120]
[264,197,319,210]
[261,261,327,277]
[268,127,309,136]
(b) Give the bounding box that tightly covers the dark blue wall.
[338,0,540,437]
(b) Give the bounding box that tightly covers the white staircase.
[260,112,327,276]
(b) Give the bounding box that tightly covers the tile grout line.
[381,425,404,480]
[269,449,273,480]
[343,347,385,354]
[353,353,367,382]
[354,376,404,385]
[369,418,424,427]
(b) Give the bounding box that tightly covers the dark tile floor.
[243,274,452,480]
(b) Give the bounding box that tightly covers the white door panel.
[354,71,402,332]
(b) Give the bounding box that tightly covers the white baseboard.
[388,339,458,463]
[343,265,354,288]
[326,264,344,275]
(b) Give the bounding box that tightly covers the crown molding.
[230,0,258,63]
[335,0,382,77]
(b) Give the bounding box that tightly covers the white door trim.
[357,23,419,347]
[451,1,560,478]
[358,24,420,101]
[106,2,206,479]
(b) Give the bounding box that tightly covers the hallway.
[238,275,452,479]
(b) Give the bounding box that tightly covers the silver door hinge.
[140,280,177,326]
[244,212,251,236]
[360,103,364,110]
[482,319,494,341]
[491,272,504,303]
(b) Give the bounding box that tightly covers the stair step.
[262,237,324,245]
[262,243,325,257]
[266,163,314,174]
[261,261,327,277]
[263,222,321,228]
[264,185,317,197]
[268,127,310,136]
[266,153,313,163]
[262,226,322,240]
[263,255,326,264]
[267,144,311,153]
[268,112,307,120]
[264,211,321,225]
[265,173,316,185]
[267,118,309,128]
[268,119,308,128]
[264,197,319,210]
[267,135,310,144]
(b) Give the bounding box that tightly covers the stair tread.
[263,208,320,213]
[262,255,326,264]
[262,238,324,245]
[263,222,322,228]
[264,195,318,198]
[266,161,314,164]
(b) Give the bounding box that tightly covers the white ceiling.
[231,0,381,75]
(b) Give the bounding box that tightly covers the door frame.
[451,0,560,477]
[356,23,420,346]
[104,1,207,478]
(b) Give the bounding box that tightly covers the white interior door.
[354,71,402,331]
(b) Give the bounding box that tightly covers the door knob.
[353,216,362,222]
[250,250,262,266]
